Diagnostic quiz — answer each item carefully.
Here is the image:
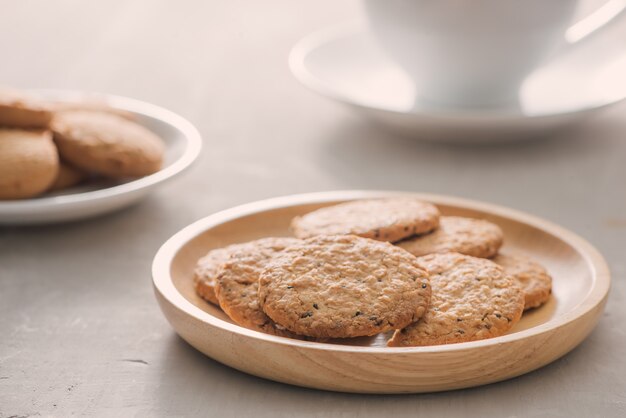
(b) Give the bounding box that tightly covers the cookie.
[0,87,52,128]
[213,237,302,336]
[388,252,524,347]
[50,101,137,121]
[0,129,59,199]
[493,253,552,310]
[195,278,220,306]
[194,246,240,305]
[194,238,299,305]
[258,235,431,338]
[291,198,440,242]
[51,110,165,178]
[48,162,86,192]
[397,216,503,258]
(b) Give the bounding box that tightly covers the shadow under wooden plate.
[152,191,609,393]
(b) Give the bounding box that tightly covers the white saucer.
[0,90,202,225]
[289,23,626,141]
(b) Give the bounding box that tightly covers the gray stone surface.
[1,1,625,416]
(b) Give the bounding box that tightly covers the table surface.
[2,1,626,417]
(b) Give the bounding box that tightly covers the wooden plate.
[152,191,610,393]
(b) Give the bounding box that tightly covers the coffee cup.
[362,0,626,109]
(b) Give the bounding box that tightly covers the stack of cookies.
[0,86,165,200]
[193,198,552,346]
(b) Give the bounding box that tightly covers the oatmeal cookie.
[259,235,431,338]
[397,216,503,258]
[388,252,524,347]
[291,198,440,242]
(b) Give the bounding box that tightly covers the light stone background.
[1,1,625,417]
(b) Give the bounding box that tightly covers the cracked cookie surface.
[194,243,251,305]
[291,198,440,242]
[259,235,431,338]
[493,253,552,310]
[388,252,524,347]
[397,216,503,258]
[213,237,302,337]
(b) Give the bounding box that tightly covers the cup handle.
[565,0,626,44]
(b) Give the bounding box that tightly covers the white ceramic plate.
[0,90,202,225]
[153,191,610,393]
[289,23,626,141]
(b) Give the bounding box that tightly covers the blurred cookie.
[493,253,552,310]
[50,101,137,121]
[213,237,302,336]
[51,110,165,178]
[291,198,440,242]
[397,216,503,258]
[0,87,52,128]
[388,252,524,347]
[258,235,431,339]
[48,162,86,192]
[0,129,59,199]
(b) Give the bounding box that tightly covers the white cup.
[362,0,626,109]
